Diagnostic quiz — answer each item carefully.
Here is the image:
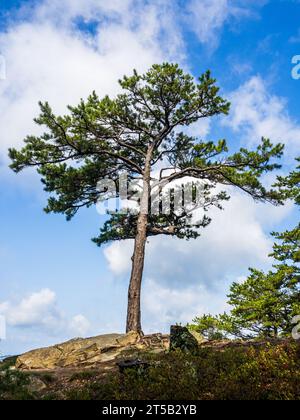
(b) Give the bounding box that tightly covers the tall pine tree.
[9,64,284,333]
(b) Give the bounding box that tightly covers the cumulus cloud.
[0,289,90,337]
[0,289,58,328]
[0,0,185,169]
[0,0,270,167]
[104,241,133,276]
[225,76,300,156]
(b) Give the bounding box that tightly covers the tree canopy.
[10,64,284,245]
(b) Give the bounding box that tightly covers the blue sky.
[0,0,299,355]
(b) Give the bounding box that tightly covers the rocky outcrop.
[16,332,170,371]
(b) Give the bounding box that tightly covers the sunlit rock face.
[15,332,170,370]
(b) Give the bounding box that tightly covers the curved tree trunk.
[126,148,152,333]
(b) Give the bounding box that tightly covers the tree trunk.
[126,148,152,333]
[126,212,148,333]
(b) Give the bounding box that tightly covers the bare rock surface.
[16,332,170,371]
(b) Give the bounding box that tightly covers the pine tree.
[192,159,300,340]
[9,63,284,333]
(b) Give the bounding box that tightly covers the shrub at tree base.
[169,325,199,353]
[96,342,300,400]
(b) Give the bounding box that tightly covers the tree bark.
[126,212,148,333]
[126,148,152,333]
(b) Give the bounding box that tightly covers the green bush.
[1,342,299,400]
[0,369,34,400]
[71,342,300,400]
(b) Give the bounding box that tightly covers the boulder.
[16,332,169,371]
[189,329,206,345]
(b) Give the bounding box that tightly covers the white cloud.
[186,0,231,47]
[0,0,269,173]
[185,0,267,49]
[105,190,293,281]
[0,289,90,337]
[185,118,211,138]
[0,289,58,328]
[69,314,91,337]
[146,193,291,287]
[35,0,133,22]
[0,0,184,170]
[104,241,133,276]
[142,278,230,332]
[225,76,300,156]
